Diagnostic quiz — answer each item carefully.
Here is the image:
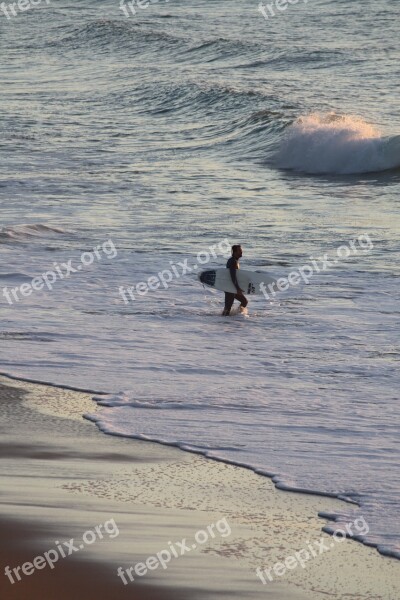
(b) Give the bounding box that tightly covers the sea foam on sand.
[0,375,398,600]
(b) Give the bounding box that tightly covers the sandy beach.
[2,0,400,595]
[0,376,398,600]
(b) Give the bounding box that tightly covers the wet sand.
[0,377,398,600]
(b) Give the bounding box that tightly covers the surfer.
[222,245,248,316]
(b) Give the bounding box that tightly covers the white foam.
[276,113,400,174]
[0,223,67,242]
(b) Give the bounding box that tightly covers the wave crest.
[276,113,400,174]
[0,223,66,243]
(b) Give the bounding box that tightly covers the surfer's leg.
[235,292,248,308]
[222,292,235,316]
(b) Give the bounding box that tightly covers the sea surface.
[1,0,399,559]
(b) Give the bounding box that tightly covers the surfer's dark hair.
[231,244,241,254]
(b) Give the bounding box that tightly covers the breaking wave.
[276,113,400,174]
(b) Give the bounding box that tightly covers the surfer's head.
[231,244,242,259]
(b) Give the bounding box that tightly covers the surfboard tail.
[199,270,216,287]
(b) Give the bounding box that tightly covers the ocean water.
[1,0,400,560]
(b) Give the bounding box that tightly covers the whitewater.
[0,0,399,562]
[276,113,400,174]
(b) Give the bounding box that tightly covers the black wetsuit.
[223,257,248,315]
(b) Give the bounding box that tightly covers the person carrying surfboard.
[222,245,248,316]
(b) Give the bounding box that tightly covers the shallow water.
[0,0,399,559]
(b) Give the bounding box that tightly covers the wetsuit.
[223,257,248,315]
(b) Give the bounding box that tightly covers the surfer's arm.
[229,263,242,292]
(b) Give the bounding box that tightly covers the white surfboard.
[199,268,276,295]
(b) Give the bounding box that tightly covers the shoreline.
[0,374,364,515]
[0,376,399,599]
[0,371,390,553]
